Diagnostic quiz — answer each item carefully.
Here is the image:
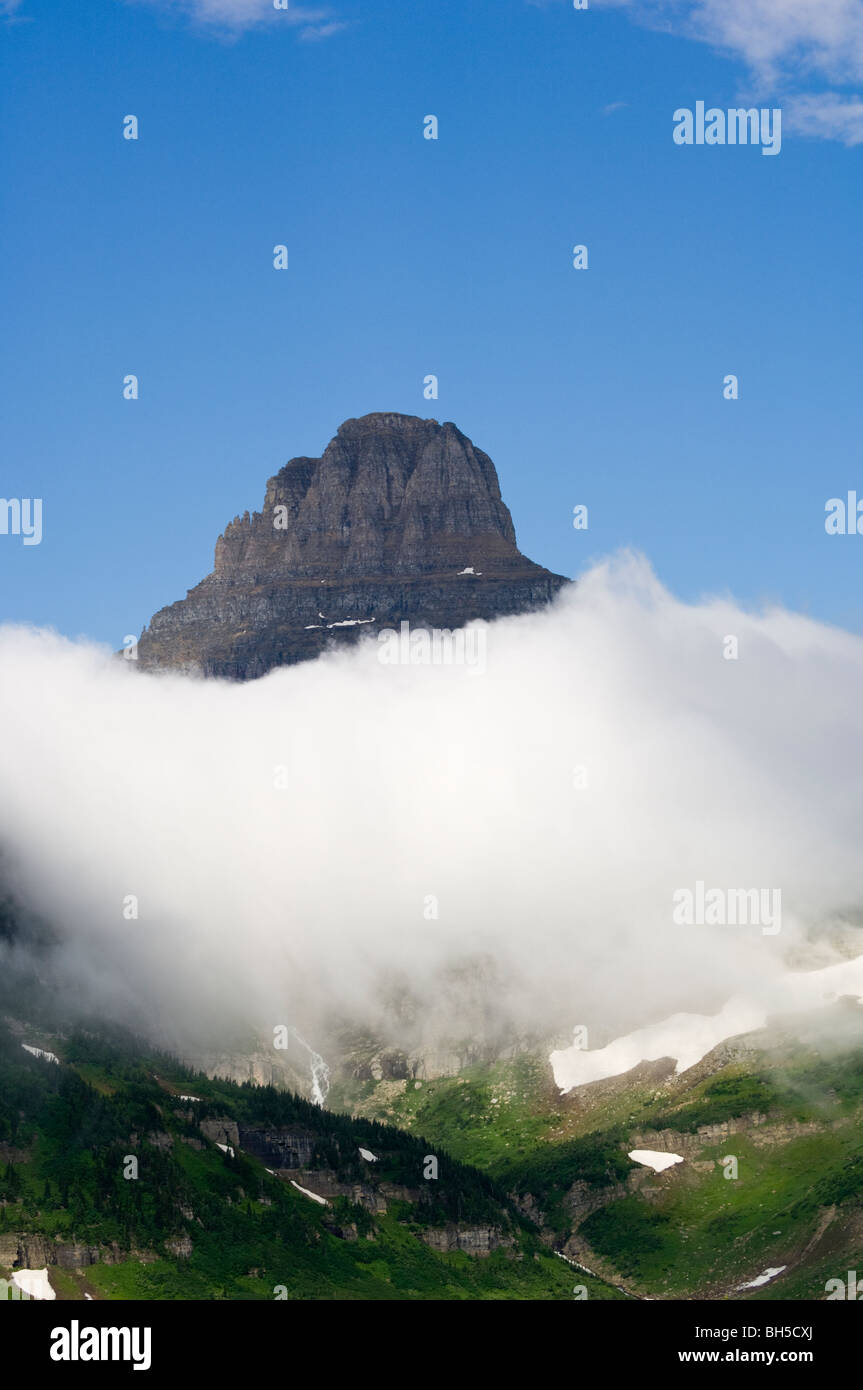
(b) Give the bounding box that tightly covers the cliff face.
[136,413,569,679]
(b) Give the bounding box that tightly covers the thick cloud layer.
[0,553,861,1062]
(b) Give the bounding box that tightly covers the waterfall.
[288,1028,330,1107]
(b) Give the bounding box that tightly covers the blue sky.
[2,0,863,643]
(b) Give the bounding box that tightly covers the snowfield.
[12,1268,55,1300]
[551,954,863,1093]
[290,1179,329,1206]
[628,1150,684,1173]
[737,1266,786,1290]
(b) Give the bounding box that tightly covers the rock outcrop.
[136,413,569,679]
[237,1127,317,1170]
[0,1232,155,1270]
[199,1117,240,1151]
[420,1224,515,1257]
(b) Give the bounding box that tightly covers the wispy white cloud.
[593,0,863,88]
[298,18,349,41]
[129,0,347,39]
[587,0,863,145]
[784,90,863,144]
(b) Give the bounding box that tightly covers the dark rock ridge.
[136,412,569,679]
[237,1126,317,1170]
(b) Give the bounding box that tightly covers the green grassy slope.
[329,1020,863,1300]
[0,1019,626,1301]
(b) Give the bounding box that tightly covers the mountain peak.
[137,414,568,679]
[335,411,440,434]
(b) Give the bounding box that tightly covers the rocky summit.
[136,413,569,679]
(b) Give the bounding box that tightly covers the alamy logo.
[50,1321,152,1371]
[825,493,863,534]
[0,1277,30,1300]
[825,1271,862,1299]
[377,621,486,674]
[0,497,42,545]
[673,102,781,156]
[672,881,781,935]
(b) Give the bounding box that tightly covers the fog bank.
[0,553,861,1064]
